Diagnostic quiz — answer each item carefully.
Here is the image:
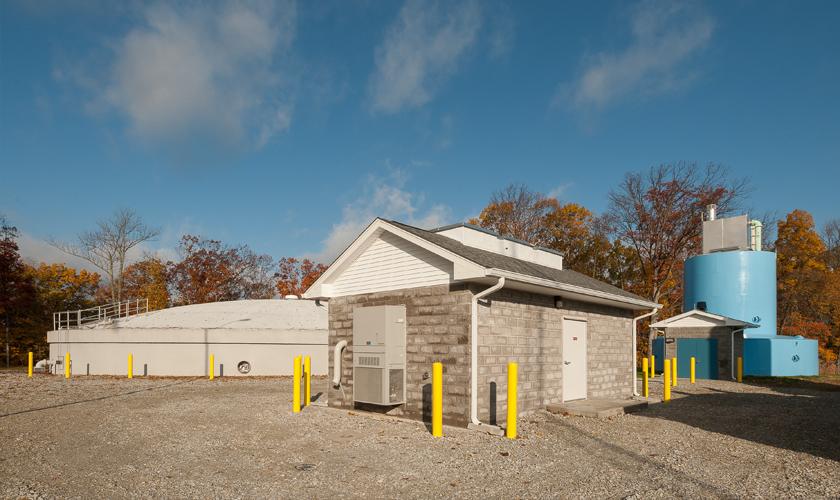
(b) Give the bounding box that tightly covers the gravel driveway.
[2,372,838,498]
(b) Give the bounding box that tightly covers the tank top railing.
[53,298,149,330]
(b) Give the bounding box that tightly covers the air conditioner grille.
[358,356,380,367]
[354,367,383,404]
[389,368,404,403]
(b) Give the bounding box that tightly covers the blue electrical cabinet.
[677,338,718,379]
[653,338,665,372]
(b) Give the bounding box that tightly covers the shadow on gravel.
[0,378,201,419]
[743,376,840,393]
[547,418,731,497]
[643,387,840,462]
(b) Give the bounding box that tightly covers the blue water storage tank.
[684,249,819,376]
[683,251,776,336]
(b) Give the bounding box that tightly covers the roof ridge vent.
[432,223,563,270]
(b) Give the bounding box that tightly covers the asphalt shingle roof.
[386,219,652,305]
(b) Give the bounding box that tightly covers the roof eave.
[486,268,660,310]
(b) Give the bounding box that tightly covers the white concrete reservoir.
[47,299,328,377]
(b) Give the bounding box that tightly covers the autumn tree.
[823,219,840,271]
[169,235,274,305]
[122,256,170,310]
[1,216,37,366]
[543,203,615,280]
[775,210,828,330]
[51,209,159,303]
[7,263,99,364]
[470,185,638,288]
[606,162,749,318]
[469,184,557,245]
[276,257,328,297]
[25,264,101,318]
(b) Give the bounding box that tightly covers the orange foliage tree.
[276,257,327,297]
[776,210,828,328]
[22,263,100,361]
[122,256,170,310]
[168,235,275,305]
[775,210,840,369]
[469,186,624,283]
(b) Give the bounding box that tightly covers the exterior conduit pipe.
[633,308,660,396]
[470,276,506,428]
[332,340,348,388]
[731,329,744,380]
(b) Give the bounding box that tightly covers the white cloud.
[17,233,98,272]
[101,1,296,153]
[16,232,175,274]
[312,172,450,262]
[547,182,573,200]
[562,0,713,111]
[369,0,482,114]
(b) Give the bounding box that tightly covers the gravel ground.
[2,372,839,499]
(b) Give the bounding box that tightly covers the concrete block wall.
[329,284,635,428]
[327,284,473,425]
[477,290,634,427]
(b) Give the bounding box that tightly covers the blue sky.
[1,0,838,268]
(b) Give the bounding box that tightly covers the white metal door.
[562,318,588,401]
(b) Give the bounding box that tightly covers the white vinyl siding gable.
[329,231,453,296]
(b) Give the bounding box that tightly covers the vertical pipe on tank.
[705,204,717,221]
[749,220,763,251]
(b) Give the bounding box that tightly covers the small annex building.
[304,219,659,429]
[48,299,328,377]
[650,309,757,380]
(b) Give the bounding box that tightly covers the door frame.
[561,316,588,402]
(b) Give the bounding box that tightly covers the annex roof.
[388,220,650,304]
[650,309,759,329]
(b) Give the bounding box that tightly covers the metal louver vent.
[358,356,380,367]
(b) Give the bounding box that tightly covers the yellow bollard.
[209,354,214,380]
[304,355,311,407]
[28,352,33,378]
[642,357,649,398]
[65,352,71,379]
[672,358,677,387]
[293,355,301,413]
[507,362,518,440]
[650,354,655,377]
[690,357,696,384]
[128,353,133,379]
[432,362,443,437]
[663,357,671,402]
[737,356,743,383]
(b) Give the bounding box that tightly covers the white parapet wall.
[47,299,328,377]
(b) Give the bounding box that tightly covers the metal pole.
[4,319,9,369]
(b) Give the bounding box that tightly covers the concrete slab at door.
[562,318,587,401]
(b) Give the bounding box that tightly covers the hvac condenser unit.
[352,305,406,405]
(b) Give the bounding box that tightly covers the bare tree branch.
[50,209,159,303]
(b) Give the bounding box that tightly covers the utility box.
[703,215,749,254]
[352,305,406,405]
